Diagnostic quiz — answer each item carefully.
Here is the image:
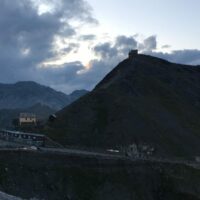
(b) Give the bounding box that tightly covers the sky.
[0,0,200,94]
[88,0,200,50]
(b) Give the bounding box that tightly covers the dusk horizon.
[0,1,200,199]
[0,0,200,93]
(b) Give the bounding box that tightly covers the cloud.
[138,35,157,52]
[39,62,83,83]
[74,36,200,93]
[0,1,199,94]
[35,60,111,93]
[41,35,200,93]
[93,35,138,59]
[115,35,137,49]
[81,35,139,90]
[94,42,118,59]
[150,49,200,65]
[59,43,80,55]
[40,35,138,93]
[0,0,96,87]
[115,35,137,55]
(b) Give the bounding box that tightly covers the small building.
[128,49,138,59]
[48,114,57,123]
[19,113,36,126]
[0,129,45,147]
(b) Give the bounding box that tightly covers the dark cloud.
[93,35,138,59]
[115,35,137,49]
[0,1,199,94]
[83,36,138,90]
[59,43,80,55]
[139,35,157,51]
[77,36,200,93]
[144,35,157,50]
[94,42,118,59]
[36,60,112,93]
[86,36,138,89]
[44,35,200,93]
[115,35,137,55]
[36,62,83,84]
[0,0,96,87]
[150,49,200,65]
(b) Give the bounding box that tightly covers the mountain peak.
[47,54,200,158]
[95,53,198,90]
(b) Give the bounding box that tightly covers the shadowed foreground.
[0,151,199,200]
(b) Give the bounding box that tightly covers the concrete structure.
[19,113,36,126]
[0,129,45,147]
[128,49,138,59]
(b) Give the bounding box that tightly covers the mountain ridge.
[0,81,88,110]
[46,54,200,157]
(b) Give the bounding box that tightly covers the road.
[0,146,125,160]
[39,147,125,159]
[0,146,200,169]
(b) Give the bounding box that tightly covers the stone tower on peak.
[128,49,138,59]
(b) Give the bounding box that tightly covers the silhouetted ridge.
[46,54,200,158]
[0,81,88,110]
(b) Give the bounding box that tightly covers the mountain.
[0,81,88,110]
[69,90,90,102]
[46,54,200,157]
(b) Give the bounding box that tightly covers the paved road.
[39,147,200,169]
[39,147,125,159]
[1,146,200,169]
[0,146,125,160]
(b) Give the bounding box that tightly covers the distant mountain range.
[0,81,88,128]
[46,54,200,158]
[0,81,88,110]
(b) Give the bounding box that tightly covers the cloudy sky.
[0,0,200,93]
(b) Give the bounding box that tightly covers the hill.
[0,81,88,110]
[46,54,200,157]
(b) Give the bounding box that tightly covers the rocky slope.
[0,81,88,110]
[46,54,200,158]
